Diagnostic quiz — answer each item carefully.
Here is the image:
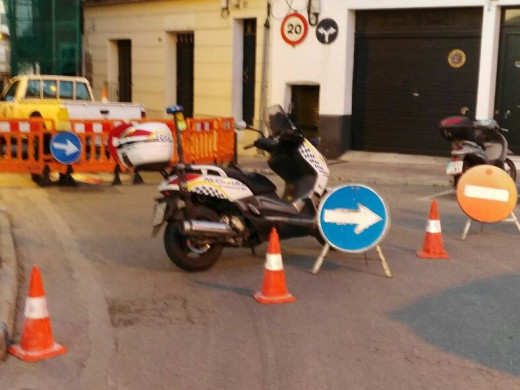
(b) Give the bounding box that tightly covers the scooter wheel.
[163,206,223,272]
[452,175,460,190]
[505,158,517,182]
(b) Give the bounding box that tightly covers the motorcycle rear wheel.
[164,206,223,272]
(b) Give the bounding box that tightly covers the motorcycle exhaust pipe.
[182,220,235,237]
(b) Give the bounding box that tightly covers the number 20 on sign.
[281,13,309,46]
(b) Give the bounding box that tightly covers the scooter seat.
[222,167,277,195]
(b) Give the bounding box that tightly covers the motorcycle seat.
[222,167,277,195]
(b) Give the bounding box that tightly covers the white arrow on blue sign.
[318,184,390,253]
[50,132,82,164]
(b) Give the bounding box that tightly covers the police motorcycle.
[439,115,517,188]
[114,104,330,272]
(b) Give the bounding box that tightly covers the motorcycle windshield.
[264,105,297,136]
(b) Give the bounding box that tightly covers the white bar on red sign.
[464,185,509,202]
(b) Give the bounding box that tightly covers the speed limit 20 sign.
[281,13,308,46]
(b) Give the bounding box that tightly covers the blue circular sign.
[318,184,390,253]
[316,18,339,44]
[50,132,82,164]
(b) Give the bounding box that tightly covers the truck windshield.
[2,81,19,101]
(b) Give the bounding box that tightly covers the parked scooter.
[439,115,517,188]
[115,104,330,272]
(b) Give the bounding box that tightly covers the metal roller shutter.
[352,8,482,156]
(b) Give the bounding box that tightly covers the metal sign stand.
[311,243,330,274]
[461,211,520,240]
[311,243,392,278]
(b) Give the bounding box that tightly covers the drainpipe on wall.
[259,1,270,136]
[476,2,500,120]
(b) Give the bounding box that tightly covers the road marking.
[464,185,509,202]
[418,189,454,201]
[33,191,115,387]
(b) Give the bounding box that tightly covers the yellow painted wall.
[84,0,268,128]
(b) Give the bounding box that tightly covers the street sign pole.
[461,212,520,240]
[311,242,391,277]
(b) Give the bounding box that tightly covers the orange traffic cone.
[253,228,296,304]
[101,87,108,102]
[417,200,449,259]
[8,266,67,362]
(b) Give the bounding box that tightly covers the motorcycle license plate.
[446,161,463,175]
[152,200,167,227]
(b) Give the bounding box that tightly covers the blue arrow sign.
[50,132,82,164]
[318,184,390,253]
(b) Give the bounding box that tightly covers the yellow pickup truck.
[0,75,145,130]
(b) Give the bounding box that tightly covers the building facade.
[84,0,520,158]
[83,0,267,125]
[0,1,10,90]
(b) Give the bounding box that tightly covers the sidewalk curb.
[238,154,451,187]
[0,206,18,361]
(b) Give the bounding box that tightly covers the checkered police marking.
[299,141,329,177]
[191,185,228,199]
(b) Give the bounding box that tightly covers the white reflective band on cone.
[24,297,49,319]
[426,219,442,233]
[265,253,283,271]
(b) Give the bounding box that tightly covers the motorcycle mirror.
[235,120,247,130]
[234,120,264,136]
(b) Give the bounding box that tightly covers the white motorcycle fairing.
[158,165,254,201]
[450,140,487,160]
[446,140,487,176]
[298,138,329,195]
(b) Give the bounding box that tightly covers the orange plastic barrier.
[186,118,216,164]
[0,118,48,173]
[0,116,236,185]
[40,119,126,176]
[137,117,235,165]
[216,117,236,164]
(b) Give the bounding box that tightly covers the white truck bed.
[64,101,145,121]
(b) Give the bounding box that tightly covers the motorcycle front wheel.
[164,206,223,272]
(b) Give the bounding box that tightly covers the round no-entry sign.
[456,164,517,223]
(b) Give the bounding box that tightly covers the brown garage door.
[352,8,482,156]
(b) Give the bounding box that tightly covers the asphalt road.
[0,171,519,389]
